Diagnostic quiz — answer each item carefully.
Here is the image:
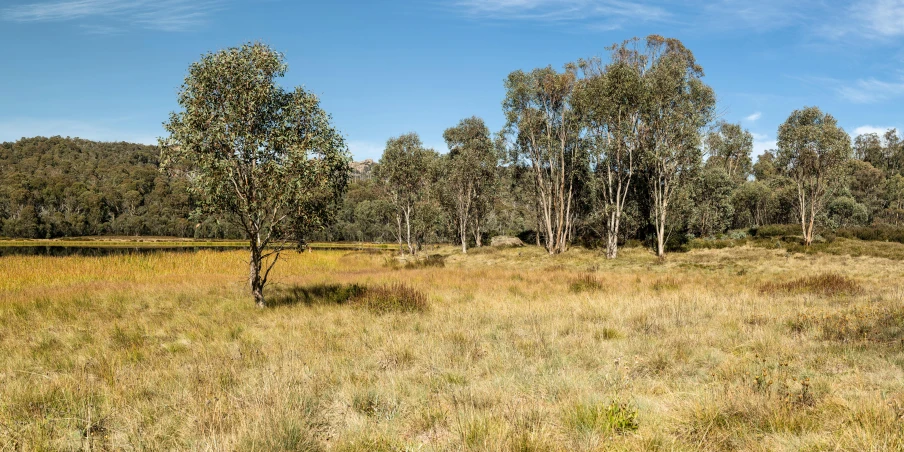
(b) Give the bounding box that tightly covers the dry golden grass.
[1,244,904,450]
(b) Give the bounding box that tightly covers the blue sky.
[1,0,903,160]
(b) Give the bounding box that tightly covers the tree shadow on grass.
[268,283,366,308]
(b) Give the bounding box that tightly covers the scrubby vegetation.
[2,244,904,450]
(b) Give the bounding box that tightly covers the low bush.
[750,224,800,238]
[401,254,446,269]
[686,238,741,250]
[837,225,904,244]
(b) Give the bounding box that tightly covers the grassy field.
[1,243,903,450]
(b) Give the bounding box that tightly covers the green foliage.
[750,224,801,238]
[776,107,852,245]
[706,121,754,182]
[836,224,904,244]
[689,166,735,237]
[377,133,442,254]
[0,137,207,238]
[503,64,584,255]
[441,117,497,252]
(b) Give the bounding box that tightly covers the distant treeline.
[3,129,904,248]
[317,127,904,250]
[0,136,243,239]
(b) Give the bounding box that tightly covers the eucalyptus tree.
[776,107,851,246]
[640,35,716,257]
[377,133,435,255]
[160,43,350,307]
[705,122,754,183]
[503,66,584,254]
[574,43,644,259]
[442,117,497,253]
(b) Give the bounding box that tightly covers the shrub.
[760,273,862,297]
[729,230,749,240]
[397,254,446,269]
[837,225,904,244]
[750,224,800,238]
[686,238,738,250]
[351,283,429,314]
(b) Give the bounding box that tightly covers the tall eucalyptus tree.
[160,43,350,307]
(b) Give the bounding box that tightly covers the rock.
[490,236,524,247]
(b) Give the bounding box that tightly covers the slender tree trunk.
[396,213,403,255]
[404,203,414,255]
[249,235,265,308]
[797,184,810,246]
[606,211,619,259]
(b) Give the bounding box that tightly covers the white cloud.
[753,139,776,157]
[748,131,775,156]
[854,125,896,137]
[451,0,670,29]
[745,112,762,122]
[2,0,221,32]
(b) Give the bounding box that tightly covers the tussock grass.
[760,273,863,297]
[569,273,605,293]
[566,400,639,435]
[2,243,904,449]
[350,283,429,314]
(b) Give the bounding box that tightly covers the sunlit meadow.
[2,242,903,450]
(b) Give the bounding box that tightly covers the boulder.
[490,236,524,247]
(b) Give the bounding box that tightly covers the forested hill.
[0,136,205,238]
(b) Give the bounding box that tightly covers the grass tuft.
[760,273,862,297]
[569,273,605,293]
[350,283,429,314]
[565,400,639,435]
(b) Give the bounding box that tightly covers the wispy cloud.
[794,74,904,104]
[745,112,762,122]
[845,0,904,38]
[838,77,904,103]
[451,0,670,29]
[701,0,818,31]
[2,0,221,32]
